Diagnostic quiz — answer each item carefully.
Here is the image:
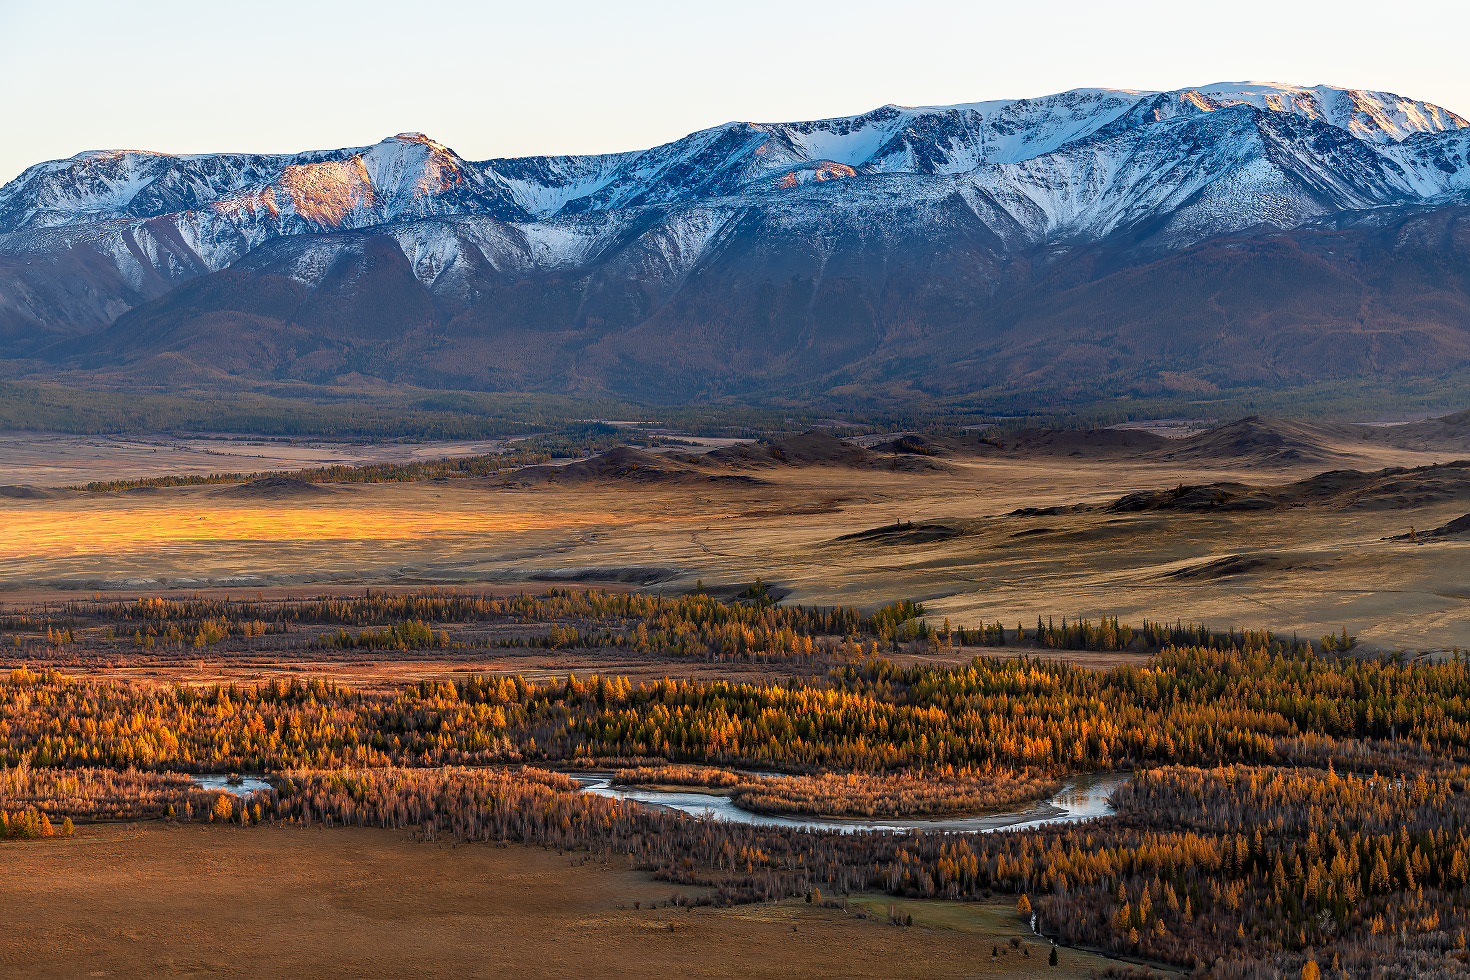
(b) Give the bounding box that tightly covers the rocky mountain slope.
[2,82,1468,401]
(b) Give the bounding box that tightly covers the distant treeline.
[76,453,554,492]
[958,373,1470,434]
[6,369,1470,443]
[36,589,1319,661]
[45,590,888,661]
[945,616,1289,654]
[71,425,692,492]
[0,381,634,439]
[0,379,894,441]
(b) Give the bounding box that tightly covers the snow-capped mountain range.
[2,82,1469,400]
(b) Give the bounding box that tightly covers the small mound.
[767,431,872,465]
[836,521,963,545]
[213,476,332,499]
[705,431,948,472]
[880,427,1172,459]
[994,427,1170,457]
[1164,554,1299,580]
[1262,461,1470,511]
[1391,514,1470,540]
[1331,463,1470,511]
[1007,504,1090,517]
[1162,416,1340,466]
[871,434,945,456]
[0,485,69,499]
[1429,514,1470,537]
[528,566,682,585]
[1099,461,1470,518]
[705,431,870,468]
[1376,409,1470,454]
[513,447,744,485]
[1282,469,1379,503]
[1109,483,1253,513]
[871,432,1003,457]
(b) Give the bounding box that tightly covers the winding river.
[186,769,1128,834]
[574,771,1128,835]
[189,774,274,796]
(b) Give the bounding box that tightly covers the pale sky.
[2,0,1468,184]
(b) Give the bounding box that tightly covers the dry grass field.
[0,823,1121,980]
[4,424,1467,651]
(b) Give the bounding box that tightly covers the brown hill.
[1390,513,1470,539]
[0,485,75,500]
[511,447,762,486]
[1108,460,1470,514]
[1371,410,1470,454]
[1163,553,1318,580]
[996,428,1170,457]
[835,521,966,546]
[1158,417,1345,467]
[878,417,1355,467]
[703,432,949,472]
[213,477,333,499]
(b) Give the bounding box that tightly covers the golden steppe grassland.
[2,425,1467,652]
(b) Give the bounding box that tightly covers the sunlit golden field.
[3,498,639,550]
[6,434,1468,651]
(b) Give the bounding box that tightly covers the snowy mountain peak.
[3,80,1470,397]
[1169,82,1469,142]
[70,148,171,164]
[2,80,1468,324]
[384,132,463,160]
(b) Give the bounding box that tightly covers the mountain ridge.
[2,81,1468,405]
[6,82,1466,237]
